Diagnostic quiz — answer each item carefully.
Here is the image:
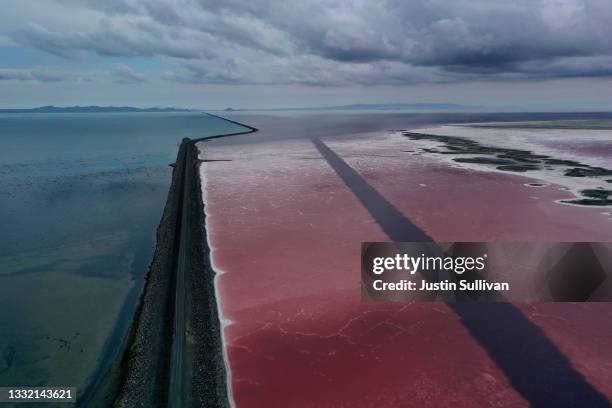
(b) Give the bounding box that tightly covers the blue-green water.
[0,113,248,403]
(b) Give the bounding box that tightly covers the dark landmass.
[223,103,470,112]
[0,105,192,113]
[113,118,257,407]
[113,141,187,408]
[403,131,612,206]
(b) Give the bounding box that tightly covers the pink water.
[199,127,612,407]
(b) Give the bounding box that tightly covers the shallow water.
[199,113,612,407]
[406,124,612,207]
[0,112,248,402]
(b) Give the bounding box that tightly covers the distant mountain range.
[224,103,470,112]
[0,103,470,114]
[0,105,192,113]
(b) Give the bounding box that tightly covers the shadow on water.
[312,137,611,407]
[451,303,611,407]
[312,138,431,242]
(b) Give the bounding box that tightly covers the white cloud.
[0,66,149,84]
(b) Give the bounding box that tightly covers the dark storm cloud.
[2,0,612,85]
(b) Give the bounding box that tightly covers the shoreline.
[403,125,612,208]
[199,160,237,408]
[105,116,257,407]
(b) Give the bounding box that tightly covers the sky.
[1,0,612,110]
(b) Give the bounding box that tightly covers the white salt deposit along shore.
[406,124,612,208]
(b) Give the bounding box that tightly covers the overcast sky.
[1,0,612,110]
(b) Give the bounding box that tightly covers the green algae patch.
[495,164,541,172]
[562,189,612,206]
[565,167,612,178]
[454,157,516,165]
